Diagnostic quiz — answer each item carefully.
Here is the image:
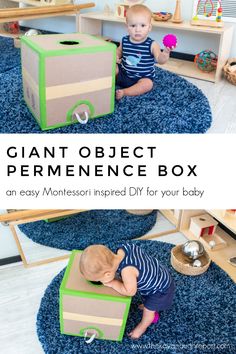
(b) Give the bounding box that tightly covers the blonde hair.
[126,4,152,22]
[79,244,115,278]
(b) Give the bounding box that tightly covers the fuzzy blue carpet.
[18,210,157,250]
[37,240,236,354]
[0,37,212,134]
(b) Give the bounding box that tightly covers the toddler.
[116,4,175,100]
[79,243,175,339]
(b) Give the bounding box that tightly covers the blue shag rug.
[18,210,157,250]
[37,240,236,354]
[0,37,212,134]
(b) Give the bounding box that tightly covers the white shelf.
[79,12,234,83]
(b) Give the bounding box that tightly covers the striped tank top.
[117,243,172,295]
[121,35,155,79]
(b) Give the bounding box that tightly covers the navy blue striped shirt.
[117,243,171,295]
[121,35,155,79]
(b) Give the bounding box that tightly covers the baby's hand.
[116,56,122,64]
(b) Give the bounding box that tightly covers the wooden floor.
[0,213,187,354]
[185,77,236,133]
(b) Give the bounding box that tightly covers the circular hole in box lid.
[88,280,103,286]
[60,40,80,45]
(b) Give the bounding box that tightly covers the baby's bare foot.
[128,324,147,339]
[116,89,124,100]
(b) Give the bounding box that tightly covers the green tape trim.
[39,52,47,130]
[118,298,132,341]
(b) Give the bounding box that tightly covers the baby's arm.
[103,266,138,296]
[116,44,122,64]
[152,41,171,65]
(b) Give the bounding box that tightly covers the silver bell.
[182,240,204,260]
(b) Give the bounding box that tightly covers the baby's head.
[79,244,116,283]
[126,5,152,42]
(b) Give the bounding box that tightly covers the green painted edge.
[79,326,104,339]
[66,99,95,123]
[110,43,116,114]
[38,52,47,130]
[118,296,132,341]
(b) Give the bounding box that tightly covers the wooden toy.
[60,250,131,341]
[172,0,183,23]
[115,0,144,18]
[222,209,236,217]
[152,12,172,22]
[191,0,223,28]
[189,214,226,250]
[21,33,116,130]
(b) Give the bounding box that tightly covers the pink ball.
[163,34,177,49]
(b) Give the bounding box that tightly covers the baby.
[116,4,175,100]
[79,243,175,339]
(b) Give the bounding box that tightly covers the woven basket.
[152,12,172,21]
[126,209,154,215]
[171,244,211,276]
[223,58,236,85]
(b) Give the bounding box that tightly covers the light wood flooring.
[185,77,236,133]
[0,212,187,354]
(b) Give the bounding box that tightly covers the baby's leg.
[128,307,155,339]
[116,78,153,100]
[116,64,119,76]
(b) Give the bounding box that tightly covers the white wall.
[22,0,236,57]
[0,210,19,259]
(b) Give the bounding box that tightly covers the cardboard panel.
[63,295,126,318]
[45,52,114,86]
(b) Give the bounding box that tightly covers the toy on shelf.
[3,21,19,35]
[21,33,116,130]
[172,0,183,23]
[40,0,71,5]
[194,50,218,72]
[222,209,236,217]
[115,0,144,18]
[191,0,223,28]
[163,34,177,49]
[60,250,131,341]
[189,214,227,250]
[223,58,236,86]
[152,12,172,22]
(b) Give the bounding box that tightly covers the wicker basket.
[152,12,172,21]
[126,209,154,215]
[171,244,211,276]
[223,58,236,85]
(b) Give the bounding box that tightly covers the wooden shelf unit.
[179,210,236,282]
[78,12,234,83]
[0,209,87,267]
[0,2,94,37]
